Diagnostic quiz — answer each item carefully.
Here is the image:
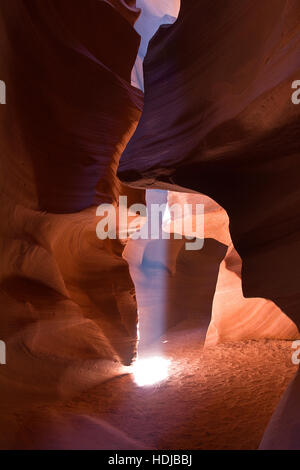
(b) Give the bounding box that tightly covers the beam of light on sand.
[132,356,170,387]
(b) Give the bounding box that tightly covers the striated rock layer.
[119,0,300,330]
[0,0,143,417]
[165,192,299,345]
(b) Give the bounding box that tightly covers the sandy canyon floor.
[3,320,296,450]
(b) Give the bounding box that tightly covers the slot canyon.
[0,0,300,450]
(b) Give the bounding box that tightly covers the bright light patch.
[132,356,170,387]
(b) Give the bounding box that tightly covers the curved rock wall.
[0,0,143,407]
[119,0,300,330]
[165,192,299,345]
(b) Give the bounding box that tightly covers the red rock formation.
[119,0,300,331]
[1,0,300,450]
[208,245,299,345]
[0,0,143,414]
[117,1,300,448]
[165,192,299,345]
